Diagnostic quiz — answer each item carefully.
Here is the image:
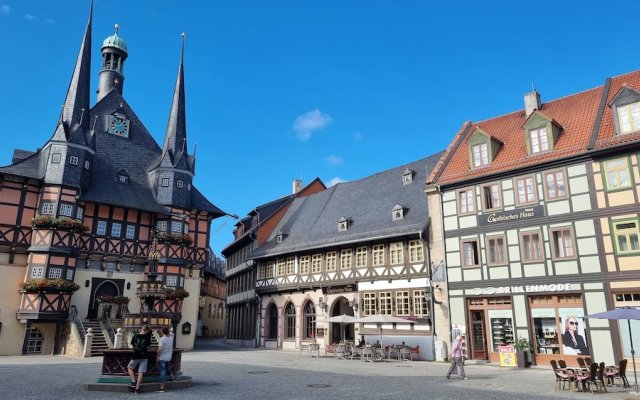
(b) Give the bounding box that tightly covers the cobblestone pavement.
[0,339,638,400]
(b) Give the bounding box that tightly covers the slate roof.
[250,152,442,258]
[430,70,640,186]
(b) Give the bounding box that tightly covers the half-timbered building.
[249,153,446,359]
[0,4,224,355]
[428,70,640,367]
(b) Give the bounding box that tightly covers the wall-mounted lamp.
[348,297,359,312]
[126,282,131,290]
[319,297,327,312]
[85,280,90,288]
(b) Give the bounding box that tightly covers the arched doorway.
[330,296,354,343]
[88,280,119,319]
[267,303,278,340]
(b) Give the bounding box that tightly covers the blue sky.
[1,1,639,256]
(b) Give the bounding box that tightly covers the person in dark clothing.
[127,325,152,393]
[562,317,589,355]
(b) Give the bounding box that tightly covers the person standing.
[157,327,174,392]
[128,325,152,394]
[446,335,467,380]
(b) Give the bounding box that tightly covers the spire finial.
[114,23,119,35]
[532,82,536,92]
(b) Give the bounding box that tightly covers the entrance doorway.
[470,310,488,360]
[88,280,119,319]
[330,296,355,343]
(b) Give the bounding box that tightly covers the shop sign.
[470,283,572,296]
[478,205,545,226]
[498,345,517,367]
[323,284,356,294]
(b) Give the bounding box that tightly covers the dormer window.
[338,216,349,232]
[472,143,489,167]
[176,180,184,188]
[115,170,129,184]
[467,128,501,169]
[523,111,561,156]
[392,204,405,221]
[402,168,414,185]
[276,231,287,243]
[617,101,640,135]
[51,153,61,164]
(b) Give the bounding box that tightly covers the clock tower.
[97,24,128,102]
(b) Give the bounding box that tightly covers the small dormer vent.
[338,216,349,232]
[276,231,287,243]
[392,204,405,221]
[402,168,414,185]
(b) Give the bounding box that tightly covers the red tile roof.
[432,70,640,186]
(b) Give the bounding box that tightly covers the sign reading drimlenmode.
[470,283,573,296]
[478,205,545,226]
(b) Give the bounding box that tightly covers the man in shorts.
[128,325,152,393]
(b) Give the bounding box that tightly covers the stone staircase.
[83,320,110,356]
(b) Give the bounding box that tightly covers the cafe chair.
[558,359,567,369]
[550,360,573,391]
[596,362,608,393]
[576,357,587,370]
[605,359,628,388]
[361,346,374,362]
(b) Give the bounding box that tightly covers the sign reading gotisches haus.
[477,205,545,226]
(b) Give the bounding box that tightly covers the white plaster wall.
[176,276,201,350]
[571,194,591,212]
[0,254,28,355]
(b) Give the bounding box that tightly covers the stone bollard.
[83,328,94,358]
[114,328,123,349]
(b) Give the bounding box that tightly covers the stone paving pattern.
[0,339,637,399]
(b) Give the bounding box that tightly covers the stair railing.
[101,316,117,348]
[69,305,86,343]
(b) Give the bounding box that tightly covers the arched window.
[267,304,278,339]
[303,301,316,339]
[26,327,44,354]
[285,303,295,339]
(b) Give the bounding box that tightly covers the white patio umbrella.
[317,314,356,342]
[355,315,414,345]
[584,307,640,393]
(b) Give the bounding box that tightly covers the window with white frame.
[409,240,424,263]
[363,292,376,316]
[311,254,322,273]
[171,221,183,233]
[177,180,184,188]
[285,303,295,339]
[76,206,84,220]
[285,257,294,275]
[111,223,121,237]
[487,235,507,265]
[472,143,489,167]
[277,258,286,276]
[529,127,549,153]
[516,176,537,204]
[389,242,403,265]
[482,183,501,210]
[26,327,44,354]
[156,221,168,232]
[413,290,428,317]
[325,252,337,271]
[69,156,79,165]
[118,174,128,183]
[59,203,73,217]
[396,291,410,316]
[47,267,62,279]
[379,292,392,315]
[603,158,632,191]
[617,101,640,135]
[299,255,310,274]
[165,275,177,287]
[264,260,276,278]
[41,202,55,215]
[462,239,480,267]
[84,160,90,170]
[161,178,169,187]
[340,249,352,270]
[125,225,136,239]
[458,188,475,213]
[372,244,384,266]
[66,269,74,280]
[355,247,367,267]
[96,220,107,235]
[31,265,45,279]
[612,220,640,255]
[51,153,61,164]
[521,231,543,262]
[545,170,568,199]
[551,227,575,259]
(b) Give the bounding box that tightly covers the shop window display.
[489,310,514,351]
[532,309,560,355]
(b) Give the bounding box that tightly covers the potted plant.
[19,278,80,293]
[515,337,530,368]
[165,287,190,300]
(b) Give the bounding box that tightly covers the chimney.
[292,179,302,194]
[524,90,541,117]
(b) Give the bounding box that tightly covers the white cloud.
[353,131,363,140]
[45,18,55,24]
[324,154,343,167]
[327,177,347,187]
[24,14,39,21]
[0,5,10,14]
[292,109,333,141]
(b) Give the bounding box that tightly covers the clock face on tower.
[108,114,130,138]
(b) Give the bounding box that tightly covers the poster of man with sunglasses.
[561,314,589,355]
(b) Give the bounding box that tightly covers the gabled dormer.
[608,85,640,136]
[402,168,414,185]
[115,169,129,184]
[338,216,349,232]
[467,128,502,169]
[522,111,562,155]
[276,231,287,243]
[392,204,405,221]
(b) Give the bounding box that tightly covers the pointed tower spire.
[161,33,189,170]
[52,0,92,141]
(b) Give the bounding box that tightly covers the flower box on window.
[31,216,88,233]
